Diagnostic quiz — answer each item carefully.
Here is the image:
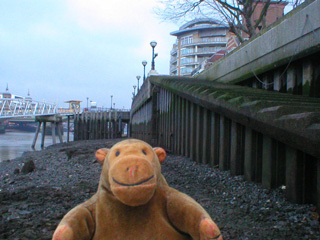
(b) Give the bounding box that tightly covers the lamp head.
[136,75,141,80]
[150,41,157,48]
[142,60,147,66]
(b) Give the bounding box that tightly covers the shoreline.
[1,138,319,239]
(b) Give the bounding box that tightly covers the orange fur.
[53,139,222,240]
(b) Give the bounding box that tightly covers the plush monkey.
[53,139,222,240]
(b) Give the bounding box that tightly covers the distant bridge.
[0,97,57,119]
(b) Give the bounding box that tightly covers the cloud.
[29,22,62,40]
[66,0,155,32]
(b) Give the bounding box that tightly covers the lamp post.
[133,85,137,96]
[142,60,147,81]
[150,41,157,71]
[136,75,141,92]
[86,97,89,111]
[110,95,113,110]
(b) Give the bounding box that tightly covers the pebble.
[0,138,319,240]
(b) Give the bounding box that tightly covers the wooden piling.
[185,100,191,157]
[230,121,244,176]
[41,122,46,149]
[219,116,231,171]
[190,103,197,161]
[31,122,41,149]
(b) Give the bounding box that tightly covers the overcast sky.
[1,0,178,110]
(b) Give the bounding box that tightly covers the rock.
[21,160,35,174]
[13,168,20,174]
[1,138,320,240]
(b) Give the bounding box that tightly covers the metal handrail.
[0,98,57,119]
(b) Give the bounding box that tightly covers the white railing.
[181,38,227,47]
[0,98,57,119]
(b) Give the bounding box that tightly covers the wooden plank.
[230,121,244,176]
[262,135,276,188]
[177,96,182,154]
[195,105,203,163]
[185,100,190,157]
[190,103,196,161]
[244,127,254,181]
[201,108,210,164]
[286,147,304,203]
[181,98,186,156]
[219,116,231,171]
[41,122,46,149]
[209,112,216,167]
[31,122,41,149]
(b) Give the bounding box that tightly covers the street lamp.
[142,60,147,81]
[136,75,141,92]
[150,41,158,71]
[133,85,137,96]
[86,97,89,110]
[111,95,113,109]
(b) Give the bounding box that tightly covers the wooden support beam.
[67,116,70,142]
[230,121,244,176]
[195,105,203,163]
[31,122,41,150]
[176,96,181,154]
[57,122,63,143]
[73,115,77,141]
[317,159,320,211]
[262,135,277,188]
[51,122,57,145]
[181,98,186,156]
[185,100,190,157]
[219,116,231,171]
[286,147,304,203]
[41,122,46,149]
[190,103,196,161]
[210,113,220,167]
[244,127,254,181]
[201,108,210,164]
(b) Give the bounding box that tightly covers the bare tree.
[155,0,305,42]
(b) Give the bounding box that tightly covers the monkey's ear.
[95,148,109,165]
[153,147,166,164]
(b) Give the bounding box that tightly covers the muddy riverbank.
[0,138,319,239]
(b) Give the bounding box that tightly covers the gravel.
[0,138,319,240]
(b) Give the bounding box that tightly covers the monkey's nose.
[126,166,139,181]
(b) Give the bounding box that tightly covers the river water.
[0,130,73,162]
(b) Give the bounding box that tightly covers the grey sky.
[1,0,178,110]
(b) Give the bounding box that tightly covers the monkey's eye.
[142,149,147,155]
[115,151,120,157]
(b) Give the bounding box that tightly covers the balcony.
[180,47,225,57]
[170,56,178,63]
[170,48,178,55]
[181,49,195,57]
[181,38,227,47]
[170,65,177,72]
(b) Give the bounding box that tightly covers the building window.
[181,67,194,74]
[214,37,226,42]
[181,48,194,55]
[181,57,194,64]
[197,47,223,53]
[181,35,193,45]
